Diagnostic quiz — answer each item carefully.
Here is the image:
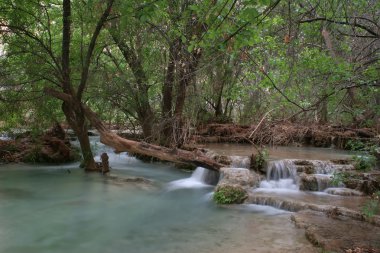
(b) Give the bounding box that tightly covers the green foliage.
[345,140,366,151]
[353,155,376,172]
[330,171,350,187]
[1,0,379,145]
[362,191,380,219]
[251,148,268,171]
[22,146,42,163]
[213,185,248,204]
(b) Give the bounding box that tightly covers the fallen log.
[83,105,223,171]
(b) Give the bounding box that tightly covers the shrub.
[213,185,248,204]
[353,155,376,172]
[362,191,380,219]
[330,171,349,187]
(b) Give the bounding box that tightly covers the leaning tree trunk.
[82,105,222,171]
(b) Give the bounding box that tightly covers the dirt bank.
[0,123,79,164]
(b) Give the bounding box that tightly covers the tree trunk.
[77,126,97,170]
[109,28,155,140]
[319,96,328,124]
[137,106,155,140]
[160,41,178,146]
[62,102,97,170]
[83,105,222,171]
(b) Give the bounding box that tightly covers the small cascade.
[166,167,217,191]
[266,160,298,181]
[257,158,354,192]
[0,133,11,141]
[256,157,357,193]
[230,156,251,168]
[191,167,219,185]
[314,174,333,191]
[258,160,299,191]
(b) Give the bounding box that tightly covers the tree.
[0,0,115,170]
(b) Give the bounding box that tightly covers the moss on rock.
[213,184,248,204]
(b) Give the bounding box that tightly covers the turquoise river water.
[0,139,350,253]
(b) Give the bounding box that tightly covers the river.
[1,138,359,253]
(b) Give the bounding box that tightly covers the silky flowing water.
[0,139,315,253]
[209,143,372,215]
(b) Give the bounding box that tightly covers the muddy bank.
[191,123,379,148]
[0,124,79,164]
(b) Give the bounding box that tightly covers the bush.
[250,148,268,171]
[330,171,349,187]
[213,185,248,204]
[362,191,380,219]
[345,140,366,151]
[353,155,376,172]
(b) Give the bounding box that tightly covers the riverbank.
[191,122,379,149]
[0,124,79,164]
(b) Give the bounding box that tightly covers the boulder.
[344,172,380,195]
[299,173,333,191]
[213,184,248,204]
[219,167,261,190]
[214,167,261,204]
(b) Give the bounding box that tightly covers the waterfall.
[230,156,251,168]
[257,158,353,192]
[314,174,333,191]
[258,160,299,191]
[266,160,298,181]
[166,167,218,191]
[191,167,220,185]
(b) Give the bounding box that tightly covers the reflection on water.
[201,143,356,160]
[0,160,313,253]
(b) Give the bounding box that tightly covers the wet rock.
[294,160,313,166]
[214,155,232,166]
[299,173,333,191]
[214,168,261,204]
[296,165,315,174]
[87,131,97,136]
[331,159,352,165]
[324,187,364,196]
[344,172,380,195]
[213,184,248,204]
[292,210,380,253]
[219,167,261,190]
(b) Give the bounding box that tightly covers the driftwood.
[83,105,223,171]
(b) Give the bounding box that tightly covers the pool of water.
[200,143,356,160]
[0,140,314,253]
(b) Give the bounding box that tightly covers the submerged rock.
[292,210,380,253]
[324,187,364,196]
